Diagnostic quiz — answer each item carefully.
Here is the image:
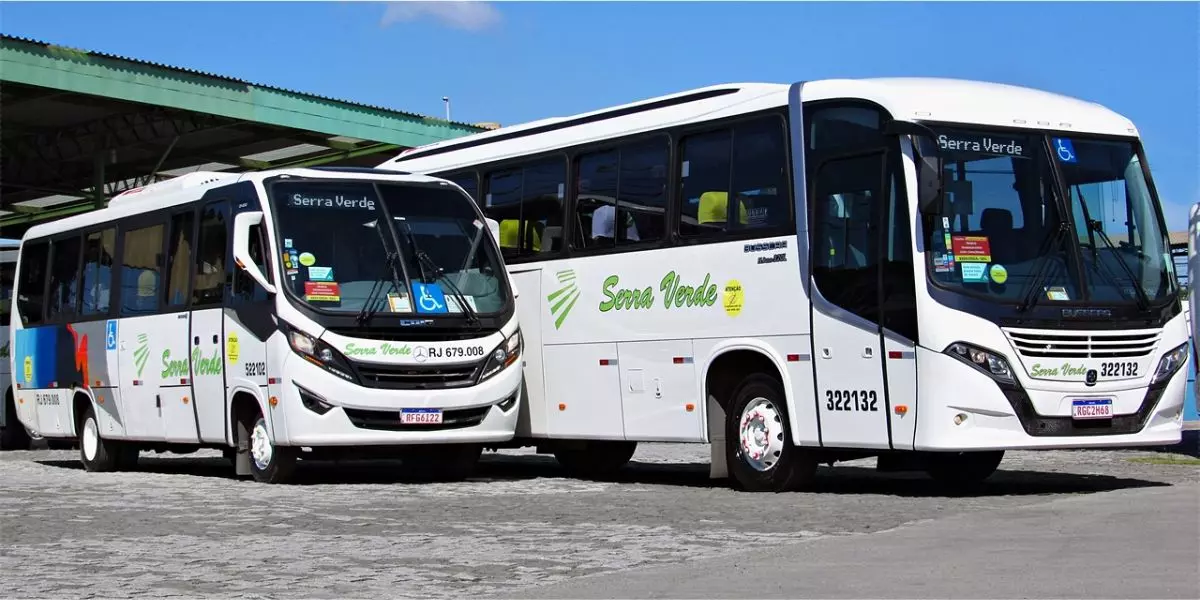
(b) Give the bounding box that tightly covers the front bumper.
[274,353,522,447]
[915,348,1184,451]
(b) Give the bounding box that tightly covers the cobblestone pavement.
[1,442,1197,599]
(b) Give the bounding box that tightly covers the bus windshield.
[922,129,1174,308]
[269,179,510,318]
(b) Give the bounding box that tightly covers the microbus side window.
[573,138,669,251]
[80,228,116,317]
[165,210,196,308]
[46,234,83,322]
[16,240,49,325]
[192,201,230,307]
[444,172,479,203]
[119,223,166,317]
[484,157,566,262]
[676,115,790,238]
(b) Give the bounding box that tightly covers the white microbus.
[8,167,523,483]
[383,78,1187,492]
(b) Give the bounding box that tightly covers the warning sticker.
[951,236,992,262]
[961,263,988,282]
[304,281,341,302]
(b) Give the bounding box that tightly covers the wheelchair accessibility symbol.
[105,320,118,351]
[1052,137,1077,164]
[412,282,448,314]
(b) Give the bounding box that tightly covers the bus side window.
[46,234,83,322]
[120,224,165,317]
[165,211,196,308]
[80,228,116,316]
[484,158,565,261]
[192,202,229,307]
[16,241,49,325]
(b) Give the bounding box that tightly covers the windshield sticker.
[933,254,954,273]
[298,252,316,267]
[961,263,987,282]
[287,193,376,210]
[447,295,478,313]
[951,236,992,262]
[304,281,341,303]
[284,238,293,249]
[412,282,449,314]
[282,253,292,269]
[937,133,1028,158]
[989,264,1008,284]
[387,293,411,313]
[1045,286,1070,301]
[308,266,334,282]
[1051,138,1077,163]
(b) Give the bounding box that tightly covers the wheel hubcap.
[738,397,785,472]
[250,420,273,470]
[82,418,99,461]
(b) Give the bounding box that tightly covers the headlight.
[1151,343,1189,385]
[285,325,357,383]
[478,328,522,382]
[945,341,1015,385]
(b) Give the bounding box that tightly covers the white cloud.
[380,1,502,32]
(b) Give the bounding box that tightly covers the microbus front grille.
[343,405,491,431]
[1004,329,1160,359]
[353,361,482,390]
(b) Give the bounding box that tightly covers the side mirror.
[485,217,501,245]
[232,211,276,295]
[884,120,945,214]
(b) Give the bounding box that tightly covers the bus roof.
[19,167,451,242]
[380,77,1140,175]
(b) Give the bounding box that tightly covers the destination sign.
[936,132,1030,159]
[287,193,377,210]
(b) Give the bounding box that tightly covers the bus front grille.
[352,361,482,390]
[1004,328,1160,359]
[343,405,491,431]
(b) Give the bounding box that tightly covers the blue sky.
[4,1,1197,230]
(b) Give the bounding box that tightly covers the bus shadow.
[35,453,1172,498]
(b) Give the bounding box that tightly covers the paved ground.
[1,439,1197,599]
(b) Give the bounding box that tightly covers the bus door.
[807,150,893,449]
[188,199,232,444]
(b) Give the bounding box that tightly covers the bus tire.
[247,414,297,484]
[924,450,1004,489]
[1,393,33,450]
[726,373,816,492]
[553,440,637,480]
[78,405,122,472]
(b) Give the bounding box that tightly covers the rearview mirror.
[232,211,277,295]
[884,120,945,214]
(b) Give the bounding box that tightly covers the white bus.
[7,167,523,483]
[383,77,1188,491]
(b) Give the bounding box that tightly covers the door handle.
[194,336,200,346]
[863,347,874,358]
[213,334,219,344]
[821,348,832,359]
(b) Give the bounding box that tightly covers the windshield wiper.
[396,219,480,326]
[356,219,407,326]
[1016,221,1070,313]
[1086,218,1151,311]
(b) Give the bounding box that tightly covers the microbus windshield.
[921,128,1175,309]
[269,179,511,319]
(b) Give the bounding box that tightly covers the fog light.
[298,386,334,415]
[953,413,968,426]
[497,392,518,412]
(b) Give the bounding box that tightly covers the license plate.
[400,408,442,425]
[1071,398,1113,420]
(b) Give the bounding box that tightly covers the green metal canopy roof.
[0,34,486,233]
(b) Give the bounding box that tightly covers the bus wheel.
[406,443,484,481]
[247,415,297,484]
[78,406,124,472]
[553,440,637,480]
[726,373,816,492]
[924,450,1004,489]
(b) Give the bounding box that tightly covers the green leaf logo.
[134,333,150,378]
[546,269,580,330]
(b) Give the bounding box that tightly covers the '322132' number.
[825,389,879,412]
